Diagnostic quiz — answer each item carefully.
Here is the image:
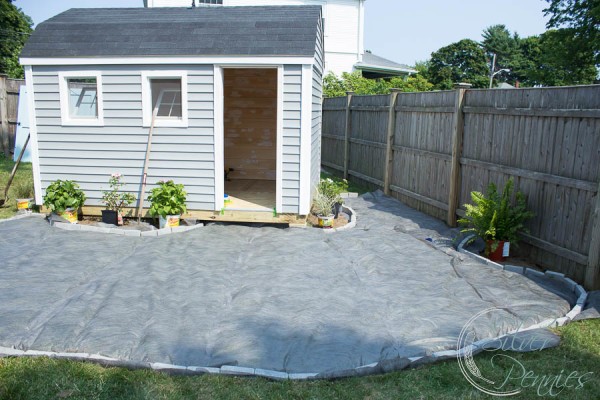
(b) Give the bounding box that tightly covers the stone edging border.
[0,222,584,380]
[51,220,204,237]
[457,234,588,322]
[323,205,356,234]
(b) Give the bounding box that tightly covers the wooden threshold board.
[224,179,276,211]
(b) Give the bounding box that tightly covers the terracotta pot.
[486,240,509,262]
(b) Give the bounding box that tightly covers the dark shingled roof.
[21,6,322,58]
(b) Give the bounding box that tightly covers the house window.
[58,71,104,126]
[142,71,188,127]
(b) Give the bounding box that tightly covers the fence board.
[321,85,600,288]
[0,76,25,156]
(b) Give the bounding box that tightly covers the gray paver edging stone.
[52,220,204,237]
[457,234,588,326]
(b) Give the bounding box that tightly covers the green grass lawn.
[0,154,34,219]
[0,319,598,399]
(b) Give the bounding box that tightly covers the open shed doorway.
[223,68,277,211]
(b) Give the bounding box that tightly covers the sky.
[14,0,550,66]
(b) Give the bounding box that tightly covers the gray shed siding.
[32,65,216,211]
[282,65,302,214]
[311,15,324,197]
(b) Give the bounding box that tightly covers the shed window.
[141,71,188,128]
[68,78,98,118]
[151,79,182,119]
[58,71,104,126]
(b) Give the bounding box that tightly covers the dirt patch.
[307,213,348,229]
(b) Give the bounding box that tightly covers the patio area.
[0,192,571,376]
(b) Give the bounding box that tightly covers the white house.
[144,0,416,78]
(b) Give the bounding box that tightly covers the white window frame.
[58,71,104,126]
[141,71,188,128]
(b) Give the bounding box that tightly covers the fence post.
[447,83,470,227]
[0,74,9,157]
[343,91,354,179]
[384,89,400,195]
[585,179,600,290]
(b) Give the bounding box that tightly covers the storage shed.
[20,6,324,223]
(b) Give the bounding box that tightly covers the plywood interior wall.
[224,68,277,181]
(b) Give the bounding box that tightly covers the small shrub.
[459,178,534,248]
[147,180,187,218]
[312,190,336,217]
[101,173,136,212]
[43,180,86,213]
[317,177,348,204]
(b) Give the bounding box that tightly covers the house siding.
[32,65,216,211]
[311,15,324,197]
[282,64,303,213]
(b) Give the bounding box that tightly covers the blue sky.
[14,0,550,66]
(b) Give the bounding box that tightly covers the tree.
[544,0,599,65]
[524,29,597,86]
[481,25,521,85]
[427,39,489,89]
[0,0,33,78]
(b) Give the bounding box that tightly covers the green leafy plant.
[317,177,348,204]
[147,180,187,218]
[43,180,86,213]
[459,179,534,252]
[101,173,136,213]
[312,190,337,217]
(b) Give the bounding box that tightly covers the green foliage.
[481,24,522,85]
[317,177,348,204]
[147,180,187,218]
[525,29,598,86]
[101,173,136,212]
[544,0,600,65]
[311,190,336,216]
[0,0,33,78]
[459,179,534,246]
[43,180,86,213]
[427,39,490,89]
[323,71,433,97]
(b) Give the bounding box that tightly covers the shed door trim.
[213,64,284,213]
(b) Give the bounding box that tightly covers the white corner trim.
[213,66,224,212]
[20,56,314,67]
[299,64,313,215]
[58,71,104,126]
[24,66,42,205]
[276,66,284,214]
[141,70,189,128]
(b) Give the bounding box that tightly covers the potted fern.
[148,180,187,229]
[101,173,136,226]
[459,179,534,262]
[43,180,86,224]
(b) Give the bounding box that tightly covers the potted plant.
[312,190,336,229]
[459,178,534,262]
[317,177,348,218]
[101,173,136,226]
[148,180,187,229]
[43,179,86,224]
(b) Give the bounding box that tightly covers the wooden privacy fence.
[321,85,600,290]
[0,74,25,157]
